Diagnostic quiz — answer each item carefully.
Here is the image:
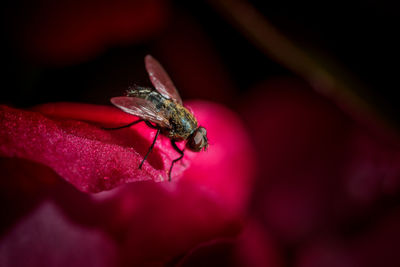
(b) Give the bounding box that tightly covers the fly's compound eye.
[187,127,208,152]
[197,127,207,136]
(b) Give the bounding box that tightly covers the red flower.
[0,100,255,265]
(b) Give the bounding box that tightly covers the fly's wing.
[111,96,170,128]
[144,55,183,105]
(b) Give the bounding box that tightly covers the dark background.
[1,0,399,127]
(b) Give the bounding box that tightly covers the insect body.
[124,87,198,141]
[110,55,208,181]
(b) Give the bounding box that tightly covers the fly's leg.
[169,140,184,182]
[102,119,144,130]
[139,122,160,169]
[103,119,160,171]
[144,121,159,129]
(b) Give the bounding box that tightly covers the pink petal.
[182,101,256,214]
[0,202,118,267]
[1,99,255,265]
[90,101,255,264]
[0,104,189,192]
[170,221,282,267]
[96,182,242,265]
[0,156,245,266]
[31,100,257,212]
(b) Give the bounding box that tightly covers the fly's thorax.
[165,102,198,140]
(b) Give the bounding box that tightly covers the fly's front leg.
[169,140,184,182]
[139,122,160,169]
[103,119,144,130]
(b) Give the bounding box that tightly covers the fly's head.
[187,126,208,152]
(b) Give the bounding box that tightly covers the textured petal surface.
[0,104,178,192]
[0,100,255,265]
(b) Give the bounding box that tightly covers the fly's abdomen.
[127,87,166,111]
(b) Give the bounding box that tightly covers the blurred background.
[2,0,399,120]
[1,0,400,266]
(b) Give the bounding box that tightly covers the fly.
[108,55,208,181]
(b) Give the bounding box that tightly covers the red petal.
[182,101,256,214]
[96,182,242,265]
[1,100,256,265]
[0,104,189,192]
[31,100,257,212]
[0,202,118,267]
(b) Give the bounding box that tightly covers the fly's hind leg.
[104,119,161,171]
[139,121,160,169]
[169,140,184,182]
[102,119,144,130]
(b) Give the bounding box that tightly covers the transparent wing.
[110,96,170,128]
[145,55,183,105]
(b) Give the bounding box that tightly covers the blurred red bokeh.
[2,0,400,266]
[7,0,169,64]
